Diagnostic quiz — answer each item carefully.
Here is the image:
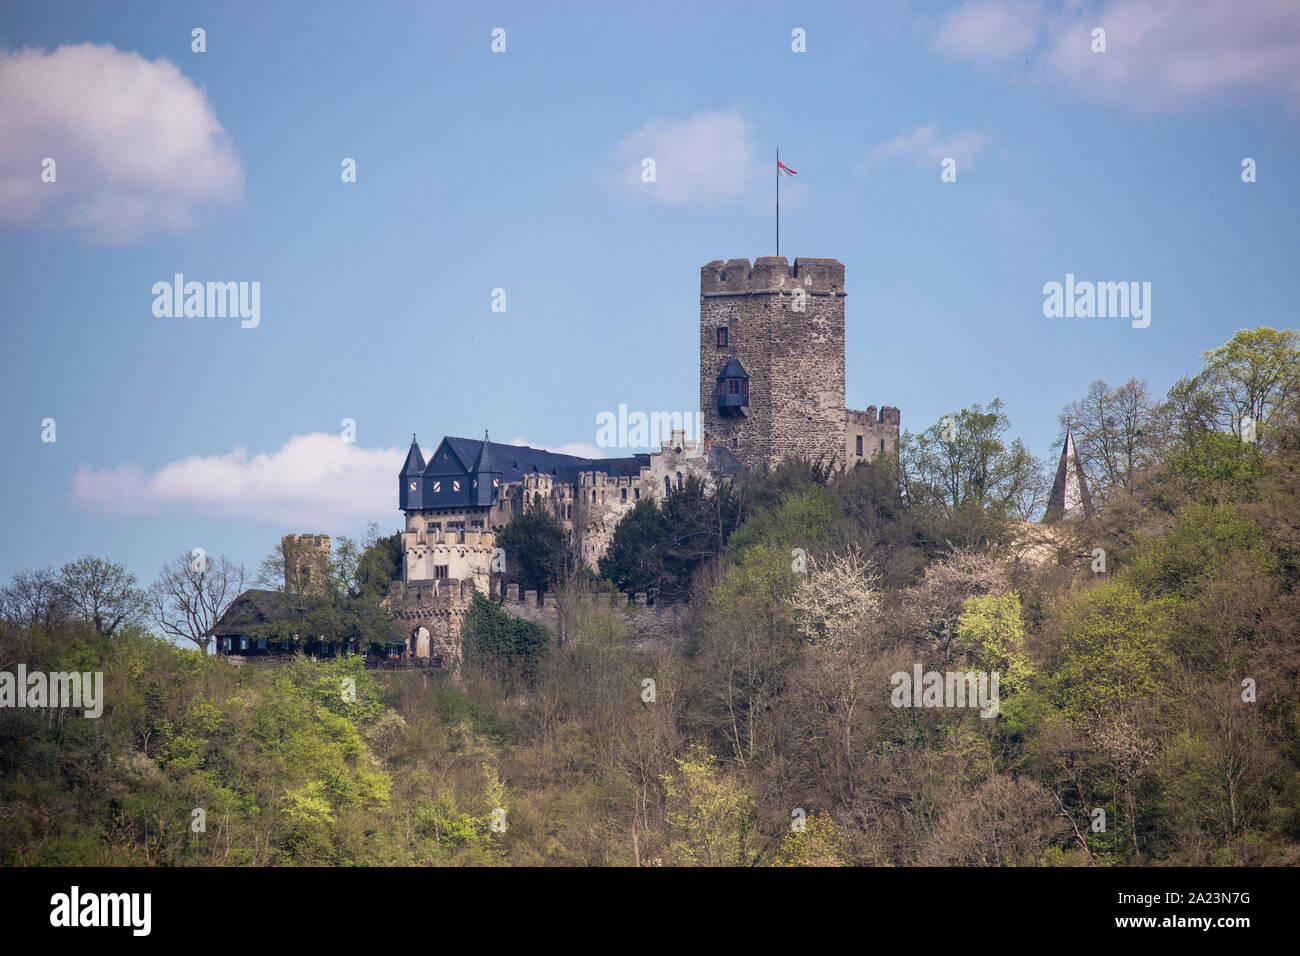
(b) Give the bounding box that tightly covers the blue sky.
[1,0,1297,589]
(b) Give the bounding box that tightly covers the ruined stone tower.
[700,257,849,469]
[282,533,331,595]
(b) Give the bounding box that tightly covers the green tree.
[902,398,1046,521]
[662,744,758,866]
[771,812,851,867]
[1198,327,1300,437]
[600,477,727,601]
[1047,580,1170,723]
[497,497,570,595]
[955,592,1032,696]
[355,522,402,598]
[460,591,549,680]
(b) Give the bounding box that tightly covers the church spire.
[1044,424,1093,522]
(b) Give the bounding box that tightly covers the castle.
[378,256,900,664]
[215,256,901,667]
[395,256,898,583]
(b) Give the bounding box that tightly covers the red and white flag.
[777,159,798,176]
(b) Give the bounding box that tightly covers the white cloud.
[927,0,1300,110]
[860,125,989,172]
[1041,0,1300,109]
[931,0,1045,64]
[69,434,397,527]
[612,110,767,204]
[0,43,242,242]
[507,437,608,459]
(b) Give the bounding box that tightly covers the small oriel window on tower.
[717,327,728,347]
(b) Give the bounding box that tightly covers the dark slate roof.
[211,589,321,637]
[400,435,426,476]
[717,356,750,380]
[434,436,648,484]
[471,431,499,476]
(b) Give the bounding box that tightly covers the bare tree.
[0,567,71,630]
[149,551,246,652]
[58,555,147,637]
[1058,378,1162,497]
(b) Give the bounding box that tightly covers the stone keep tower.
[282,534,331,595]
[700,257,847,469]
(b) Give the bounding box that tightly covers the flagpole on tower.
[776,148,780,258]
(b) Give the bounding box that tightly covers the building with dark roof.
[397,254,900,588]
[379,254,900,669]
[396,428,708,586]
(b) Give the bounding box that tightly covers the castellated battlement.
[404,530,496,549]
[700,257,845,297]
[578,472,637,488]
[283,533,330,549]
[281,533,331,595]
[389,578,478,605]
[847,406,901,427]
[502,581,657,609]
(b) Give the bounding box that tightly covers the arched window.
[664,476,671,498]
[676,471,683,490]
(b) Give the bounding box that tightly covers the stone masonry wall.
[501,583,687,648]
[845,405,901,468]
[700,257,847,469]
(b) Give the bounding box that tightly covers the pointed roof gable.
[470,431,502,506]
[400,434,426,476]
[421,437,474,478]
[716,356,750,381]
[471,430,499,477]
[1044,426,1094,522]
